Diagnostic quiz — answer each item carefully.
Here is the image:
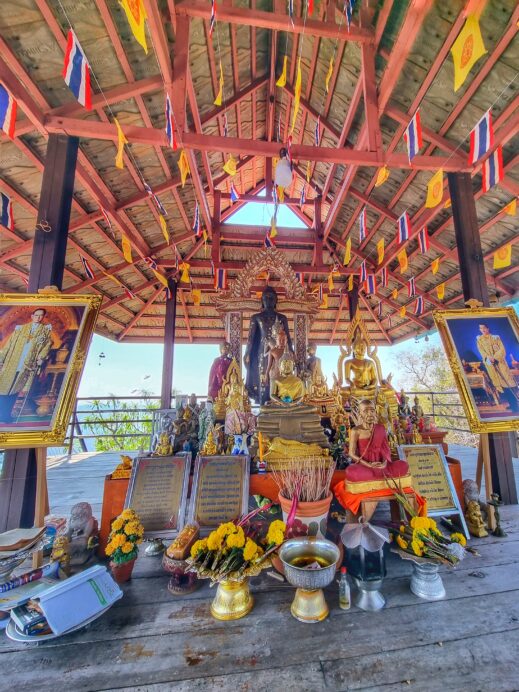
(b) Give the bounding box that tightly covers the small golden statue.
[200,424,218,456]
[412,395,424,421]
[411,424,423,444]
[51,535,71,575]
[152,431,174,457]
[463,479,488,538]
[214,358,249,418]
[111,454,133,479]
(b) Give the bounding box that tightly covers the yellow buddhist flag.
[399,306,406,318]
[159,214,169,244]
[102,271,123,287]
[152,270,169,288]
[320,293,328,309]
[377,238,385,265]
[437,282,445,300]
[328,273,334,292]
[397,248,408,273]
[343,237,351,266]
[114,118,127,169]
[276,55,288,87]
[255,291,262,299]
[325,57,333,93]
[425,169,444,208]
[177,149,190,187]
[450,15,487,92]
[192,289,201,306]
[121,235,132,263]
[504,199,517,215]
[214,62,224,106]
[223,154,237,177]
[270,216,278,238]
[179,262,190,283]
[392,288,398,300]
[375,166,389,187]
[119,0,147,53]
[306,160,311,183]
[444,198,452,209]
[431,257,440,275]
[348,274,353,291]
[277,186,285,203]
[493,243,512,270]
[290,57,302,134]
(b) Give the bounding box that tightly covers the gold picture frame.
[433,306,519,433]
[0,292,101,448]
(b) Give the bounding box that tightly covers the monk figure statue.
[244,286,293,404]
[346,400,410,486]
[208,341,233,399]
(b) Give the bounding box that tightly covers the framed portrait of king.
[433,306,519,433]
[0,293,101,447]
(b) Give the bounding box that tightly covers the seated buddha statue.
[411,395,424,422]
[271,356,305,404]
[345,400,410,489]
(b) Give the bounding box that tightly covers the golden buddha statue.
[152,431,174,456]
[214,358,248,419]
[200,425,218,456]
[111,454,133,479]
[271,356,305,403]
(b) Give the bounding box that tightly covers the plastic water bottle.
[339,566,351,610]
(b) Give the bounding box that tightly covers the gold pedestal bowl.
[210,578,253,621]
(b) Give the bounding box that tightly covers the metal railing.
[63,390,471,454]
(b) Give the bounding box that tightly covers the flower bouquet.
[105,509,144,583]
[186,516,286,620]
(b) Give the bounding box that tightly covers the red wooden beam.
[118,286,164,341]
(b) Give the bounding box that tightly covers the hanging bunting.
[397,248,408,273]
[164,285,172,301]
[451,15,487,92]
[152,270,169,289]
[314,116,320,146]
[397,212,411,243]
[436,282,445,300]
[290,58,302,134]
[276,55,288,88]
[277,185,285,203]
[374,166,389,187]
[0,83,17,138]
[119,0,148,53]
[425,169,444,208]
[270,215,278,238]
[359,260,367,283]
[121,235,132,263]
[482,146,503,192]
[230,182,240,203]
[348,274,354,291]
[214,62,224,106]
[325,57,334,93]
[288,0,294,27]
[381,266,388,288]
[62,30,92,110]
[431,257,440,275]
[114,118,128,169]
[399,305,406,318]
[392,288,398,300]
[414,296,424,316]
[376,238,384,265]
[0,192,14,230]
[359,207,366,243]
[144,256,158,271]
[306,160,312,183]
[404,109,422,164]
[80,256,95,280]
[407,276,416,297]
[214,267,227,290]
[159,214,170,244]
[365,274,376,295]
[328,273,334,292]
[344,0,353,29]
[177,150,190,187]
[504,199,517,215]
[165,95,178,151]
[418,227,430,254]
[299,185,306,208]
[144,183,167,216]
[101,207,113,233]
[179,262,190,283]
[493,243,512,270]
[264,232,275,248]
[223,113,229,138]
[343,237,351,266]
[192,203,201,237]
[469,110,493,164]
[125,287,136,300]
[223,154,237,177]
[192,289,202,307]
[209,0,217,37]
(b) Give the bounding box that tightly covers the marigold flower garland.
[105,508,144,564]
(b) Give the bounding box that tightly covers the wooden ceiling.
[0,0,517,345]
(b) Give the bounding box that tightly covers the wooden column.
[447,172,517,504]
[0,135,79,531]
[348,278,360,320]
[160,278,178,409]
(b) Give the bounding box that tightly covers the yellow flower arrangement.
[243,538,259,561]
[207,531,223,552]
[190,539,207,558]
[111,518,124,532]
[106,509,144,564]
[411,539,424,557]
[266,520,286,546]
[121,509,136,521]
[226,526,245,549]
[410,516,431,532]
[216,522,238,539]
[396,535,408,550]
[124,521,141,536]
[450,532,467,547]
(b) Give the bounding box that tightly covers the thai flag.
[365,274,376,295]
[288,0,294,26]
[101,207,112,229]
[344,0,353,28]
[378,301,382,318]
[273,185,279,208]
[397,211,410,243]
[230,182,240,203]
[418,226,429,253]
[482,146,504,193]
[264,233,275,248]
[415,296,423,316]
[21,275,29,287]
[0,83,17,138]
[165,95,178,151]
[286,134,293,164]
[404,109,422,163]
[144,183,167,216]
[407,276,416,297]
[62,30,92,110]
[81,255,95,280]
[164,286,172,301]
[314,116,320,146]
[192,203,201,237]
[0,192,14,230]
[381,266,388,288]
[214,267,227,290]
[125,287,136,300]
[359,260,367,282]
[299,185,306,208]
[359,207,366,243]
[469,110,493,164]
[318,283,323,302]
[387,314,392,328]
[144,256,158,271]
[295,272,303,284]
[209,0,217,36]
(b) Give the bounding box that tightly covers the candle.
[258,431,264,462]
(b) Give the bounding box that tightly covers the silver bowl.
[279,537,340,590]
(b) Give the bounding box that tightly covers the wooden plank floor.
[2,449,518,691]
